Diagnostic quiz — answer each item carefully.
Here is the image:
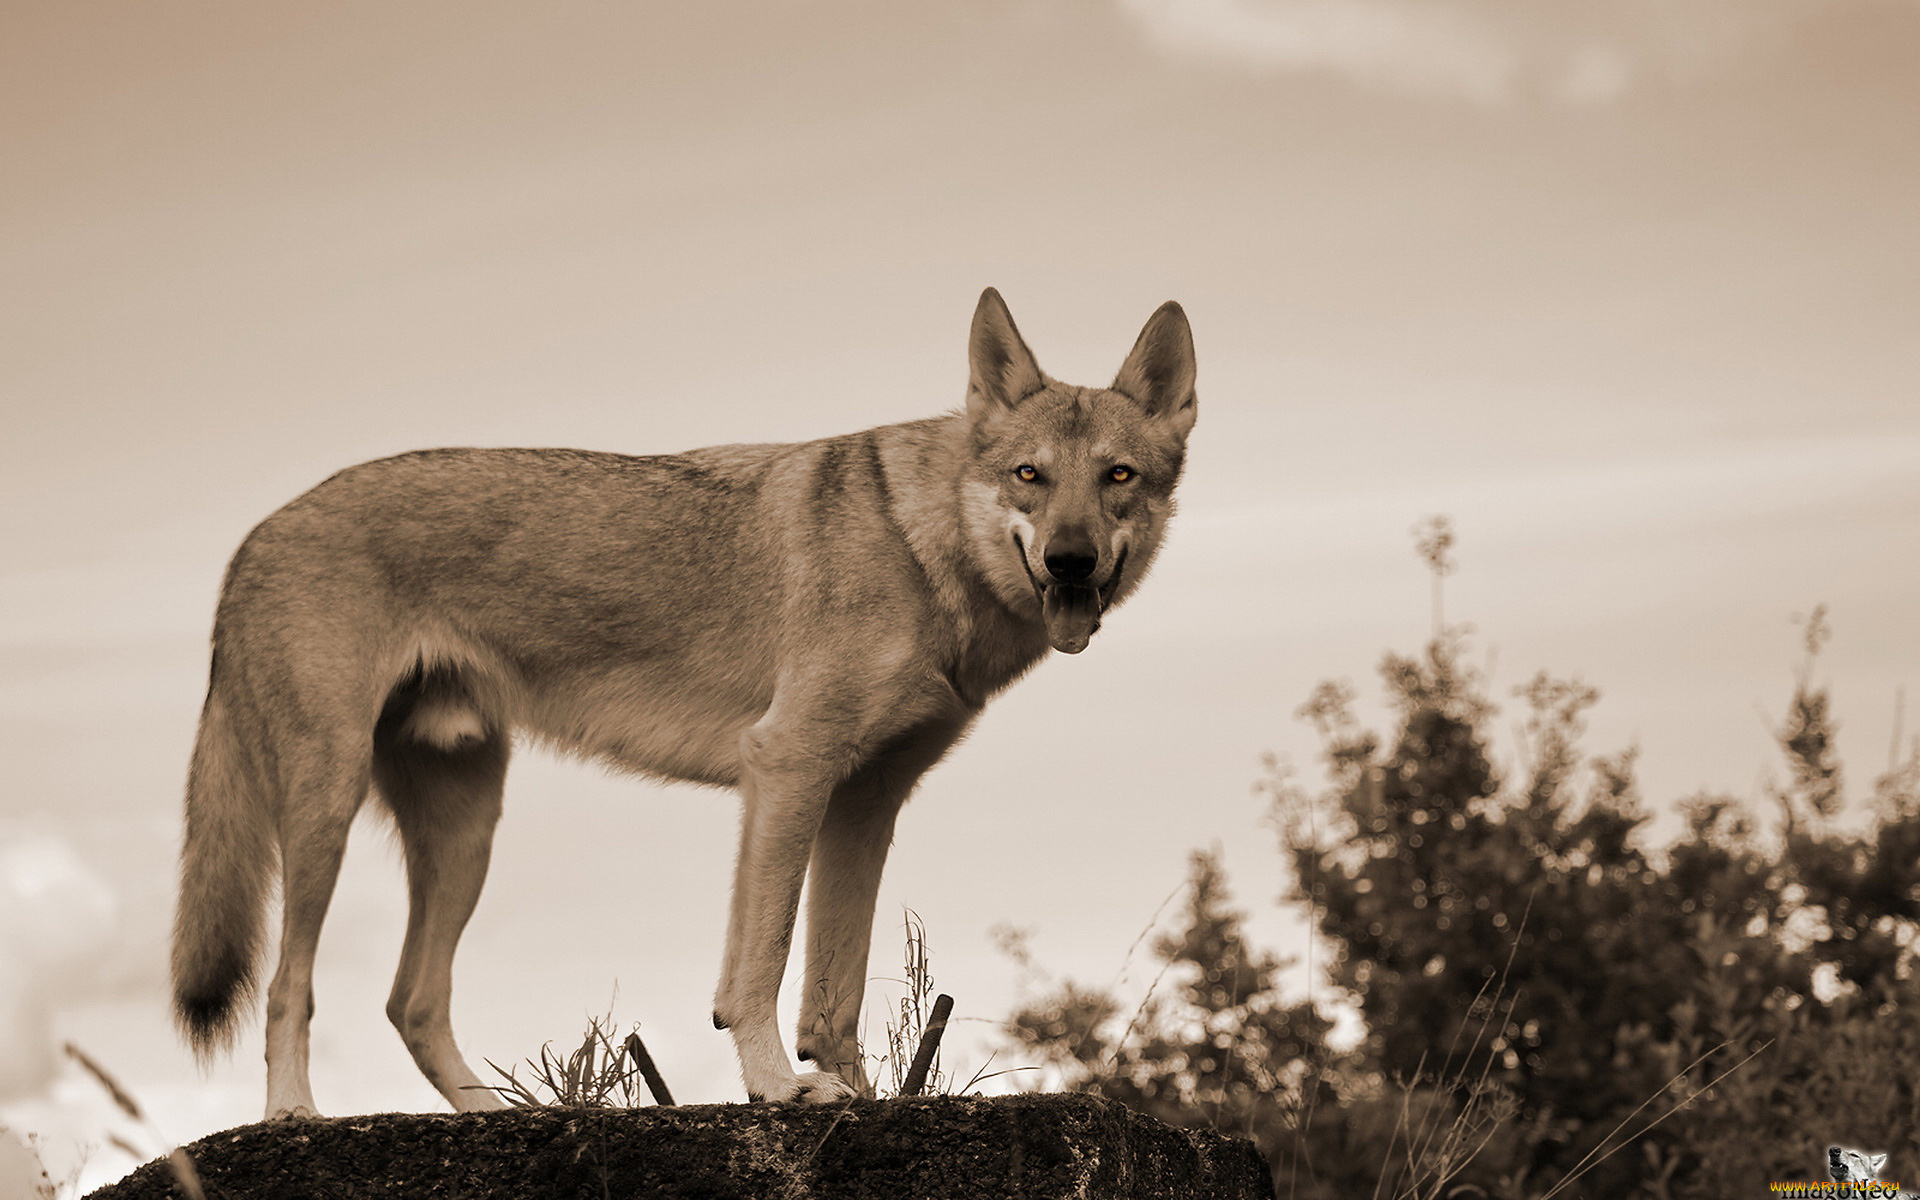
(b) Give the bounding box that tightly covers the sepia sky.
[3,1,1917,1186]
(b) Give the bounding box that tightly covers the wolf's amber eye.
[1108,465,1135,483]
[1015,464,1039,482]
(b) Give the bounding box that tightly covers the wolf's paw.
[267,1103,319,1120]
[792,1070,859,1103]
[749,1069,858,1104]
[795,1044,873,1097]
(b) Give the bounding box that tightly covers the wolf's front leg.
[793,781,901,1096]
[792,718,967,1093]
[713,718,859,1103]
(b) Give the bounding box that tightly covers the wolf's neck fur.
[863,414,1052,708]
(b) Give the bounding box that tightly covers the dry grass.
[878,910,946,1098]
[481,1013,670,1110]
[491,912,1015,1115]
[63,1043,204,1200]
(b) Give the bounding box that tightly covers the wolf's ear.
[967,287,1046,422]
[1870,1153,1888,1172]
[1112,301,1197,439]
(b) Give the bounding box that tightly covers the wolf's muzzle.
[1014,533,1129,656]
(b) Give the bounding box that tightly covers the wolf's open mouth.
[1012,536,1125,655]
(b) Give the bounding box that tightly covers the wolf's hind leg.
[374,700,508,1113]
[263,734,372,1119]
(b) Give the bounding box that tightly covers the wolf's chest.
[940,614,1051,710]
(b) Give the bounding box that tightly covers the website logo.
[1767,1147,1917,1198]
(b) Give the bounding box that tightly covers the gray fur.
[171,288,1199,1114]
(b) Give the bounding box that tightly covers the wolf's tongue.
[1042,585,1102,654]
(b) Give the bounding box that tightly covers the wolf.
[170,288,1199,1116]
[1833,1146,1890,1183]
[1830,1146,1920,1199]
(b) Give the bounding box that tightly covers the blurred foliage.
[1004,539,1920,1198]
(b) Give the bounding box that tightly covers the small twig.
[899,994,954,1097]
[803,1096,860,1169]
[623,1032,675,1106]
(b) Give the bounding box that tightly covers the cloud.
[0,833,118,1102]
[1178,431,1920,555]
[1114,0,1824,103]
[1118,0,1520,100]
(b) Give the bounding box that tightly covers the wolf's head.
[959,288,1197,654]
[1832,1145,1890,1182]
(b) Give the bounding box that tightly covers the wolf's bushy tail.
[172,683,277,1057]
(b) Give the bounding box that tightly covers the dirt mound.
[88,1093,1273,1200]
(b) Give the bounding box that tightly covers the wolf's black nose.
[1045,550,1098,584]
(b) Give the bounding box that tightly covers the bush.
[1003,536,1920,1197]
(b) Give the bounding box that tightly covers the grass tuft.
[481,1012,671,1109]
[878,910,947,1097]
